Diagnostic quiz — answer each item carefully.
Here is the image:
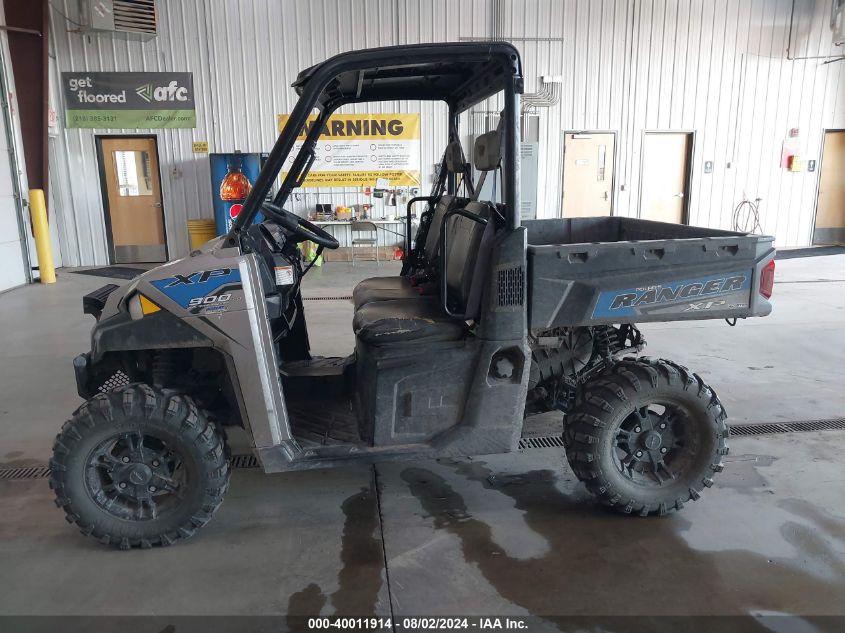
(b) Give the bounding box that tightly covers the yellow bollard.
[29,189,56,284]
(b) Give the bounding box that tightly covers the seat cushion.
[353,276,419,309]
[353,298,467,345]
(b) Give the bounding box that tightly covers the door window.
[113,150,154,197]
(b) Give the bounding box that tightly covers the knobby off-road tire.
[50,384,230,549]
[564,357,728,516]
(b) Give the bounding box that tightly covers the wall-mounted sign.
[276,113,420,187]
[61,72,196,129]
[520,143,539,221]
[192,141,209,153]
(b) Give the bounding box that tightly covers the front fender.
[90,310,213,362]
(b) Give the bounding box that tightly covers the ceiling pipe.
[786,0,844,61]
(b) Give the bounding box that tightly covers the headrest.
[474,130,502,172]
[444,141,465,173]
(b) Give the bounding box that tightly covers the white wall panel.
[48,0,845,267]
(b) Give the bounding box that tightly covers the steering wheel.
[261,202,340,250]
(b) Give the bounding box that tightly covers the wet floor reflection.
[286,470,385,617]
[398,459,844,621]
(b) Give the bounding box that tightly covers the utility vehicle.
[51,43,775,549]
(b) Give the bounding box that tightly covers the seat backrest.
[440,128,505,318]
[442,201,493,316]
[417,139,474,263]
[423,195,466,263]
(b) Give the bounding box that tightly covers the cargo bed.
[524,217,775,329]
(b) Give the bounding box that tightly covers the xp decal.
[592,271,752,318]
[150,268,242,311]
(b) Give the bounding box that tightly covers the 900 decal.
[188,293,232,307]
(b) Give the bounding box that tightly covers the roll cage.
[226,42,525,243]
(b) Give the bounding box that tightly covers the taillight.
[760,259,775,299]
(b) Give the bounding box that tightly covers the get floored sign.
[276,113,421,187]
[61,72,196,129]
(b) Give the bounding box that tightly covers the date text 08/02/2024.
[307,617,530,630]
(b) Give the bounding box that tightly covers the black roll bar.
[228,43,522,241]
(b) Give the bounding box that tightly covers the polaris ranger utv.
[51,43,775,549]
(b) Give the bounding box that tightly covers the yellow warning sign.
[276,113,421,188]
[191,141,208,153]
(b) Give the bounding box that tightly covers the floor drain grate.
[519,436,566,450]
[729,423,791,437]
[303,296,353,301]
[783,419,845,432]
[230,454,260,469]
[0,466,51,480]
[2,419,844,480]
[730,418,845,436]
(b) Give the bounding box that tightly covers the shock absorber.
[151,350,177,388]
[593,326,616,361]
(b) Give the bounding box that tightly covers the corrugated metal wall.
[48,0,845,266]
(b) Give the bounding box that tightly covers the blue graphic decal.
[592,270,752,318]
[149,267,241,309]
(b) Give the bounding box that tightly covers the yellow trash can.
[187,219,218,250]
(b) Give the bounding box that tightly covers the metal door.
[98,137,167,263]
[639,132,692,224]
[561,132,615,218]
[813,131,845,245]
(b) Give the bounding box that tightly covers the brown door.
[813,131,845,245]
[561,132,615,218]
[99,137,166,263]
[639,132,692,224]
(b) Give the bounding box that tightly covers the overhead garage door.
[0,90,26,293]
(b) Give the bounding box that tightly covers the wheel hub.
[127,464,153,485]
[641,430,663,450]
[85,431,185,521]
[614,405,686,485]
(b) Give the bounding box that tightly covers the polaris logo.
[609,275,747,310]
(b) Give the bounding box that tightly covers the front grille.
[98,370,130,394]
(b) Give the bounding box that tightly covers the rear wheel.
[50,384,230,549]
[564,358,728,516]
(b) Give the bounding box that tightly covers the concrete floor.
[0,255,843,621]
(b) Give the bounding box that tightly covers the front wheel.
[50,384,230,549]
[564,358,728,516]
